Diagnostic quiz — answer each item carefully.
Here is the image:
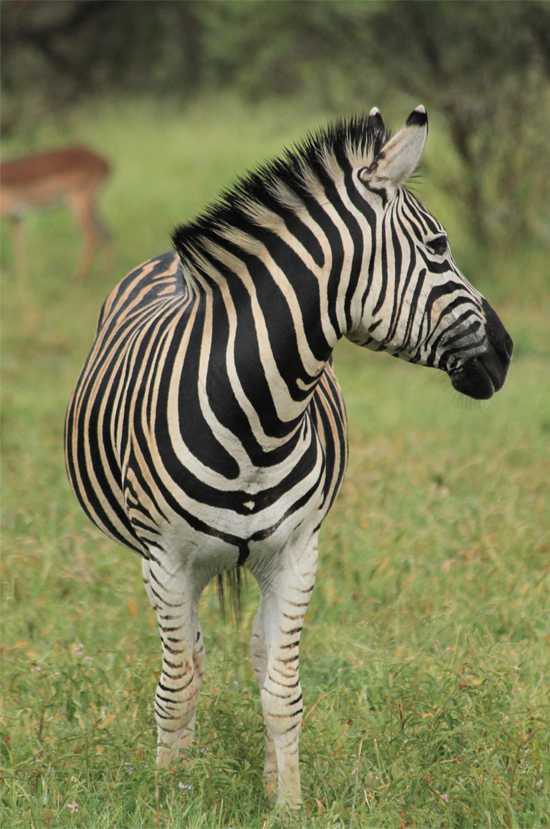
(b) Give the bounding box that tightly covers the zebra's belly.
[151,493,325,576]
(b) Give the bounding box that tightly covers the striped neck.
[170,116,389,438]
[178,212,351,442]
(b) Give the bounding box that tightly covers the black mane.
[172,114,389,265]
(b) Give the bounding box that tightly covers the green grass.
[1,98,549,828]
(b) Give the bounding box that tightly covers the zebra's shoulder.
[96,251,184,333]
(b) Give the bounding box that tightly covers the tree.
[2,0,549,246]
[364,0,550,245]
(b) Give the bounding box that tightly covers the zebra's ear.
[362,105,428,189]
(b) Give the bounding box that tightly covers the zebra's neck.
[178,206,358,450]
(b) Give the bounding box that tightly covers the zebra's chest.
[123,385,346,566]
[127,421,328,530]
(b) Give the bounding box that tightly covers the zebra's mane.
[172,115,389,267]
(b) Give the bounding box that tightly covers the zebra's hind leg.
[250,602,277,798]
[142,556,204,768]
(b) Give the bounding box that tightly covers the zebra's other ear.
[367,106,386,142]
[362,105,428,189]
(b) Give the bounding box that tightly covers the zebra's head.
[346,106,513,400]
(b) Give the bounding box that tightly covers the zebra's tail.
[216,566,243,623]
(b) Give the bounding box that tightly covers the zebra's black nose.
[451,300,513,400]
[482,298,513,366]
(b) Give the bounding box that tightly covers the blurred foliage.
[1,0,550,248]
[365,1,550,245]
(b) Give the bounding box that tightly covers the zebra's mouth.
[449,340,513,400]
[449,356,499,400]
[448,298,513,400]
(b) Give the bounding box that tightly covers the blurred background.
[2,0,550,269]
[1,3,549,826]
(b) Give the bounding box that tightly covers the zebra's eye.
[427,234,448,256]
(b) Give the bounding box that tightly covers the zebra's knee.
[156,654,199,721]
[261,668,303,739]
[156,689,197,766]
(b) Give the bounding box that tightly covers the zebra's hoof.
[274,797,303,815]
[156,743,190,769]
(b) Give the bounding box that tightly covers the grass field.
[1,98,549,828]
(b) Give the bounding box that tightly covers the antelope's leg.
[9,217,25,279]
[142,557,204,767]
[89,196,113,271]
[256,532,319,809]
[67,190,102,279]
[250,602,277,796]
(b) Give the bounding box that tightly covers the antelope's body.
[1,146,111,279]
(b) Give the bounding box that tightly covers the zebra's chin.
[450,359,497,400]
[449,349,510,400]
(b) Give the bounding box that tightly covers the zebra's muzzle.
[449,300,513,400]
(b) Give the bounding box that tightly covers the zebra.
[64,105,512,809]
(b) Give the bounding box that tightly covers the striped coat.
[65,105,512,808]
[66,250,347,563]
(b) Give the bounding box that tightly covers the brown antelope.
[0,145,111,279]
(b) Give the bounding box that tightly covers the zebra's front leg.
[250,603,277,797]
[142,558,204,767]
[255,533,319,809]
